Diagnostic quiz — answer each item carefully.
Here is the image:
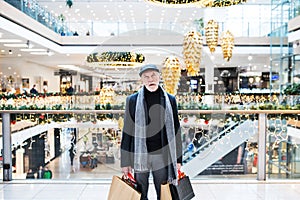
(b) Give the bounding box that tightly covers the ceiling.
[0,0,277,82]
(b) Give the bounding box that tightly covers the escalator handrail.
[183,121,241,162]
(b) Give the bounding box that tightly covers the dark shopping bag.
[107,173,141,200]
[161,170,195,200]
[170,175,195,200]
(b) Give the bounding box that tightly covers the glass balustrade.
[0,93,299,181]
[3,0,283,37]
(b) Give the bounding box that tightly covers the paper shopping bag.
[107,175,141,200]
[169,175,195,200]
[160,183,172,200]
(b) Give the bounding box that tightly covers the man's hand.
[176,163,182,171]
[121,166,132,176]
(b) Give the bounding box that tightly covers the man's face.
[141,70,160,92]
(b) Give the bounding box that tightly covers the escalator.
[182,120,258,178]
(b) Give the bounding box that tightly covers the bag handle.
[177,169,185,180]
[127,172,137,183]
[122,172,137,183]
[122,172,138,190]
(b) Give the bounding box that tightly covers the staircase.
[182,120,258,178]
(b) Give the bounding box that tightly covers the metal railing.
[1,109,299,181]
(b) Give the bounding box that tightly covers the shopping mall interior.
[1,0,300,199]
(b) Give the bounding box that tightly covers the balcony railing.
[1,109,299,181]
[3,0,285,37]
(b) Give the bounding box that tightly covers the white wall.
[1,58,60,93]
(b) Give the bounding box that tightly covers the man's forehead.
[142,70,159,76]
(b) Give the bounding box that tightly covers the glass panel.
[3,0,275,37]
[0,95,299,180]
[267,113,300,179]
[180,112,259,179]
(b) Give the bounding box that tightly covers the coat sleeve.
[120,96,135,168]
[169,95,183,164]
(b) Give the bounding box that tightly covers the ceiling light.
[57,64,80,70]
[0,39,22,43]
[30,51,53,55]
[20,48,47,52]
[8,50,13,54]
[4,43,28,47]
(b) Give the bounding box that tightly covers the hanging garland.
[86,52,145,67]
[146,0,247,7]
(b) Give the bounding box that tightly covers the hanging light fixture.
[183,31,203,76]
[161,56,182,95]
[220,30,234,61]
[205,20,219,53]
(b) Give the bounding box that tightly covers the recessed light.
[57,64,79,70]
[0,39,22,43]
[20,49,47,52]
[30,52,49,55]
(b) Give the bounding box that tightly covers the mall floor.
[1,142,300,199]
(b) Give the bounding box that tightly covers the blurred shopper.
[69,144,76,166]
[36,166,44,179]
[26,168,35,179]
[30,84,38,95]
[43,167,53,179]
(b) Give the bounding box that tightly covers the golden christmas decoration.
[146,0,247,7]
[99,87,115,105]
[220,30,234,61]
[86,52,145,67]
[183,30,203,76]
[205,19,219,53]
[161,56,182,95]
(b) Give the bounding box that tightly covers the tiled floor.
[1,138,300,199]
[1,180,300,200]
